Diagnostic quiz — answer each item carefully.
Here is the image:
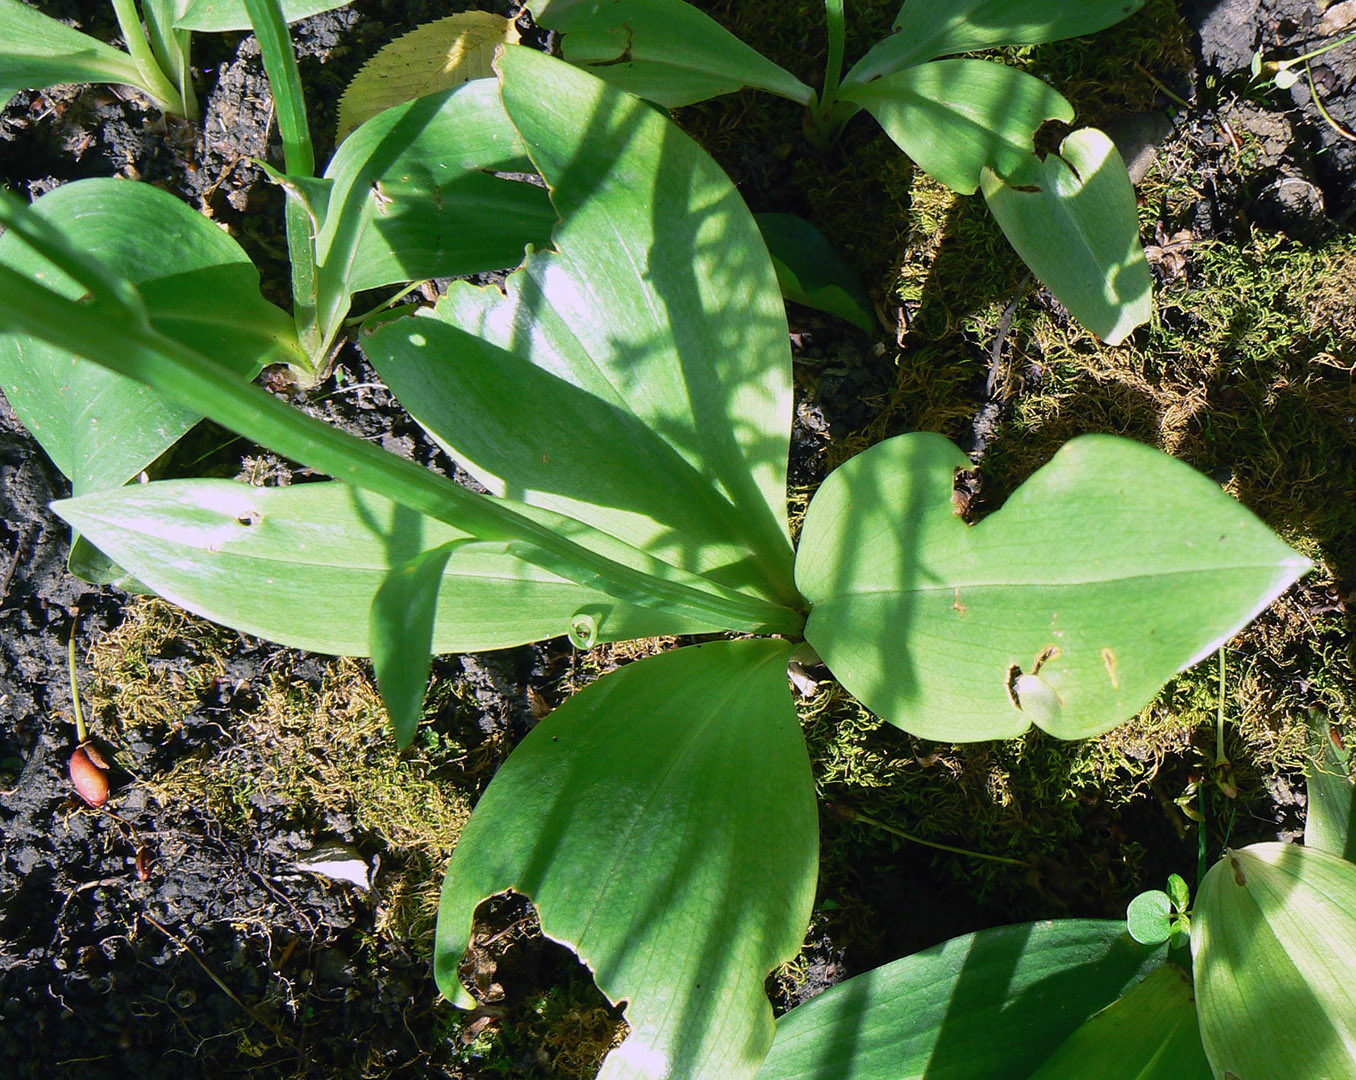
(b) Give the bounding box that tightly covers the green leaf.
[175,0,348,32]
[1026,965,1211,1080]
[0,204,801,642]
[981,129,1152,345]
[1167,873,1190,911]
[319,77,555,329]
[335,13,520,143]
[0,0,152,110]
[0,179,300,497]
[436,639,816,1080]
[371,542,456,749]
[845,59,1073,195]
[757,921,1163,1080]
[364,47,798,606]
[54,479,725,655]
[529,0,813,107]
[1125,890,1172,946]
[795,433,1310,742]
[1305,718,1356,862]
[845,0,1147,86]
[1192,842,1356,1079]
[754,213,876,331]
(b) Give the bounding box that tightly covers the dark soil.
[1,0,1351,1077]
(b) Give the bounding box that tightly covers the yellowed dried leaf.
[336,13,520,143]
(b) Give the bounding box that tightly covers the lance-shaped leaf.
[0,190,800,638]
[796,432,1310,742]
[0,0,155,110]
[335,13,520,143]
[0,179,300,499]
[371,542,457,748]
[174,0,348,32]
[529,0,813,107]
[313,77,556,351]
[845,59,1073,195]
[55,479,726,656]
[365,48,797,606]
[436,639,817,1080]
[982,129,1152,346]
[757,920,1164,1080]
[845,0,1147,87]
[1192,843,1356,1079]
[1026,965,1211,1080]
[1304,719,1356,863]
[755,213,876,332]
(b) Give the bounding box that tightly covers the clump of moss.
[84,596,472,949]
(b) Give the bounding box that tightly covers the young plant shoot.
[518,0,1155,344]
[0,46,1313,1080]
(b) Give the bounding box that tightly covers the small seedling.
[1126,872,1191,950]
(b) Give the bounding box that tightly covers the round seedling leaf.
[1126,890,1172,946]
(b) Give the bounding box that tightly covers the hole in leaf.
[456,892,629,1073]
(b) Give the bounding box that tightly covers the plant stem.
[243,0,322,367]
[67,629,87,744]
[1305,61,1356,142]
[805,0,853,149]
[107,0,185,115]
[832,803,1031,868]
[823,0,846,106]
[1278,27,1356,71]
[1216,646,1226,765]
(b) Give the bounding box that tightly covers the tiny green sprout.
[1127,874,1192,947]
[1251,28,1356,92]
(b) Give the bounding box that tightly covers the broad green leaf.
[175,0,347,32]
[981,129,1152,345]
[0,188,803,638]
[845,0,1147,86]
[1026,965,1211,1080]
[365,48,797,606]
[1305,719,1356,862]
[1192,842,1356,1079]
[796,433,1310,742]
[371,542,456,749]
[757,921,1164,1080]
[754,213,876,332]
[1125,890,1172,946]
[530,0,813,107]
[0,179,300,497]
[846,59,1073,195]
[436,639,816,1080]
[335,13,519,143]
[54,479,725,655]
[320,77,555,319]
[0,0,152,110]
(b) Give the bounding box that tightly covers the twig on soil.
[828,801,1031,867]
[142,913,293,1047]
[0,522,32,604]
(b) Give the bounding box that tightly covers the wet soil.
[2,0,1353,1077]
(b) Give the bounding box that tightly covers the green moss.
[85,597,473,950]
